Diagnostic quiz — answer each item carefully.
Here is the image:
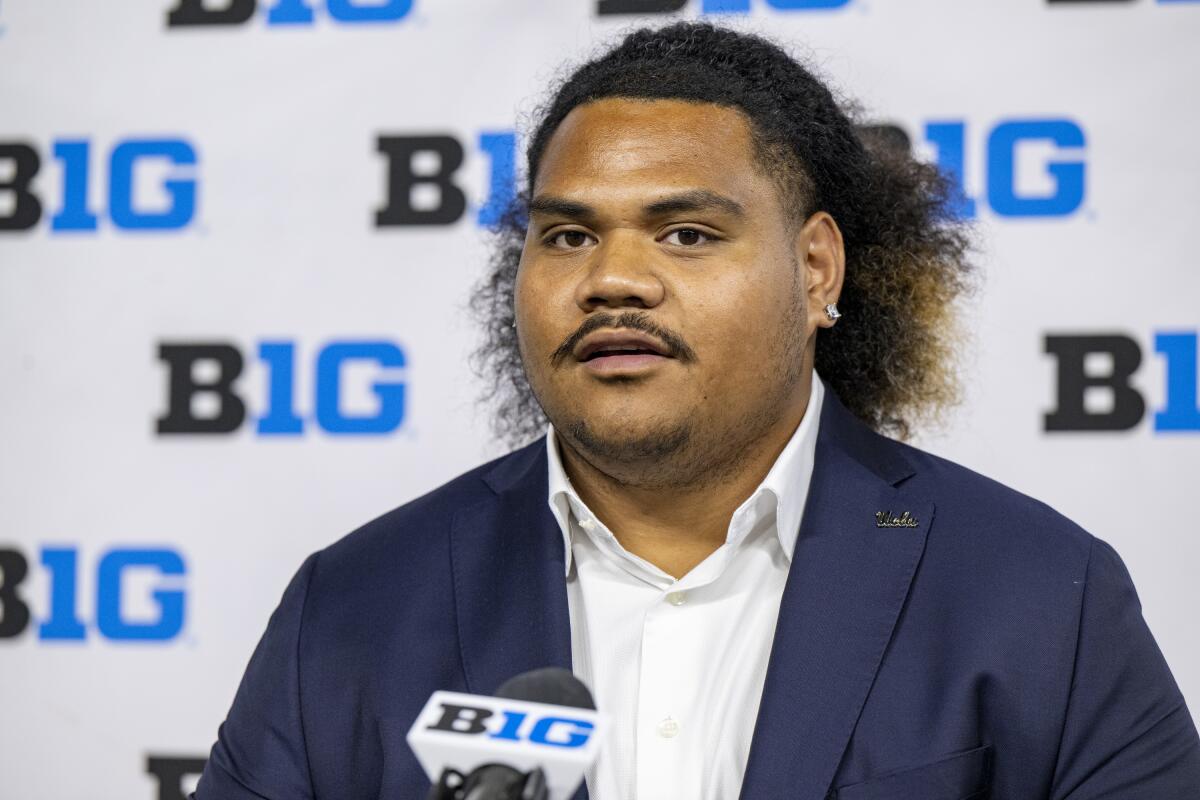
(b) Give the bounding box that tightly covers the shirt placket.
[635,584,696,800]
[570,497,758,800]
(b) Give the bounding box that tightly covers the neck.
[556,378,814,579]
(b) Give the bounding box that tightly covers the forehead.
[533,98,770,201]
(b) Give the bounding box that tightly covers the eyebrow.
[528,196,596,223]
[644,190,745,219]
[527,189,746,224]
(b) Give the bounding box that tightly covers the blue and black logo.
[0,545,188,642]
[428,702,596,749]
[373,118,1087,230]
[166,0,413,28]
[597,0,850,15]
[375,132,515,229]
[1044,331,1200,433]
[871,118,1087,220]
[924,118,1086,219]
[0,137,198,233]
[157,339,408,437]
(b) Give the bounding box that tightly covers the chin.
[556,412,694,464]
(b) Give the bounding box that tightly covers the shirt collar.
[545,375,825,577]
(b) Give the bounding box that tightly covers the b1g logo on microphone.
[1044,331,1200,433]
[156,339,407,437]
[166,0,412,28]
[410,690,605,797]
[596,0,851,14]
[0,138,198,233]
[0,545,188,643]
[427,701,596,749]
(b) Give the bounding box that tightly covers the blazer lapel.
[739,393,935,800]
[450,440,574,696]
[450,442,590,800]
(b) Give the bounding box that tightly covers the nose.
[573,232,666,312]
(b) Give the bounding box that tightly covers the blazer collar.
[456,390,932,800]
[452,438,584,800]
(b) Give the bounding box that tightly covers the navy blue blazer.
[195,391,1200,799]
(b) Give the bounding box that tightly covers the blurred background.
[1,1,1198,797]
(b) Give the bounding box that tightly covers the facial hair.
[535,258,810,492]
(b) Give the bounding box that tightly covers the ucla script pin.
[875,510,919,528]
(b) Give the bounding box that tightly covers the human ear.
[795,211,846,331]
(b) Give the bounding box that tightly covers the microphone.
[408,668,607,800]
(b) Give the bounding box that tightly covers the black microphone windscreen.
[494,667,596,711]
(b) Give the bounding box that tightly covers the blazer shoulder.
[885,435,1095,569]
[311,437,545,583]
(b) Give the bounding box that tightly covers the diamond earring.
[824,303,842,322]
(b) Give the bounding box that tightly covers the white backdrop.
[2,1,1198,798]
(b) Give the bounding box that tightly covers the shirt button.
[657,717,681,739]
[666,591,687,606]
[579,519,595,531]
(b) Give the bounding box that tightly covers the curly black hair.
[472,21,975,446]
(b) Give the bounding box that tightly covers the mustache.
[549,311,697,367]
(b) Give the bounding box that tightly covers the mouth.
[582,350,671,374]
[575,331,675,375]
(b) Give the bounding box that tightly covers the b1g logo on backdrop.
[873,118,1087,219]
[1044,331,1200,433]
[166,0,412,27]
[146,755,207,800]
[0,545,188,642]
[0,138,198,233]
[926,119,1086,218]
[374,119,1086,229]
[1047,1,1199,6]
[596,0,850,14]
[156,339,407,437]
[376,132,515,229]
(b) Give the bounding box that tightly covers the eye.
[663,228,713,246]
[546,230,595,249]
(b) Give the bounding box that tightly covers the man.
[195,22,1200,800]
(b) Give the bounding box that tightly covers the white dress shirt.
[545,376,825,800]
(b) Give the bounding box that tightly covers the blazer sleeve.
[192,552,320,800]
[1049,535,1200,798]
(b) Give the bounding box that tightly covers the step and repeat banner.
[2,1,1198,798]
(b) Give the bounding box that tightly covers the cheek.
[515,263,573,371]
[677,314,760,410]
[514,258,536,316]
[515,264,549,334]
[684,265,794,361]
[513,268,543,371]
